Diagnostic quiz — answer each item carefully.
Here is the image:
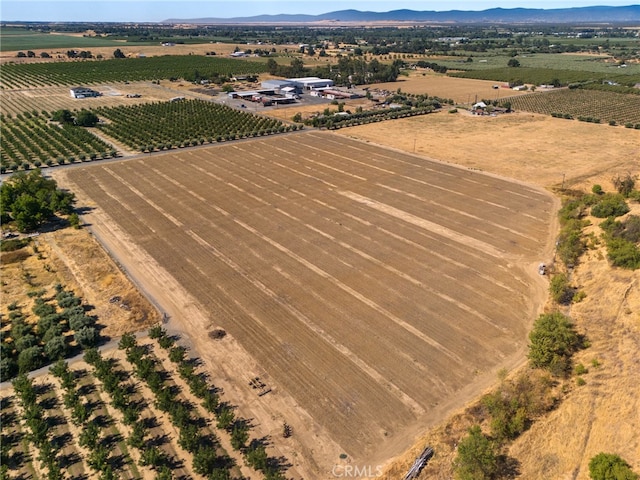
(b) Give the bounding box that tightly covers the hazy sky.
[1,1,636,23]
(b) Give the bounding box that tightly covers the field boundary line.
[339,190,505,259]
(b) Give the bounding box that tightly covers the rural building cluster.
[226,76,360,105]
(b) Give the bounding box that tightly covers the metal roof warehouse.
[286,77,334,90]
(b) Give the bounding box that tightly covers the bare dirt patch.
[57,131,556,477]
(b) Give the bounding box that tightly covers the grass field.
[439,53,640,74]
[61,131,555,466]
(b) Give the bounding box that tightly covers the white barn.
[70,87,100,98]
[286,77,334,90]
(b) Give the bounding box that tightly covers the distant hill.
[164,5,640,24]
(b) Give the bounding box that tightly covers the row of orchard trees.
[9,374,66,479]
[1,283,100,382]
[118,325,290,479]
[94,99,296,152]
[2,324,293,479]
[0,55,269,90]
[0,111,116,173]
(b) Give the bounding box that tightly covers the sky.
[0,0,636,23]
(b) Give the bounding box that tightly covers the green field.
[440,53,640,75]
[0,28,126,52]
[449,66,640,87]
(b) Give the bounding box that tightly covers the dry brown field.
[0,226,159,340]
[373,70,534,104]
[58,131,556,475]
[335,110,640,190]
[331,107,640,478]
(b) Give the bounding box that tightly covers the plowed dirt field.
[59,131,556,475]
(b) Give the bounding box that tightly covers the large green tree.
[528,312,581,376]
[75,110,99,127]
[453,425,499,480]
[1,169,75,232]
[589,453,638,480]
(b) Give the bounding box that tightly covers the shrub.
[574,363,588,375]
[549,273,575,304]
[612,173,637,198]
[45,335,68,361]
[591,184,603,195]
[481,372,553,442]
[573,290,587,303]
[453,425,498,480]
[589,453,638,480]
[528,312,581,376]
[17,345,44,373]
[605,237,640,269]
[74,326,98,348]
[557,219,587,266]
[591,193,629,218]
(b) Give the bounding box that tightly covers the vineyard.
[0,113,115,173]
[0,327,291,480]
[94,99,295,152]
[506,89,640,126]
[0,55,269,89]
[449,66,640,87]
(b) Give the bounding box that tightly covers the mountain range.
[163,5,640,24]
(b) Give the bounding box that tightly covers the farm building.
[227,89,296,106]
[70,87,101,98]
[310,88,359,100]
[286,77,334,90]
[261,79,299,93]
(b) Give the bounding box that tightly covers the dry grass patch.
[374,70,533,104]
[337,111,640,189]
[0,226,159,342]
